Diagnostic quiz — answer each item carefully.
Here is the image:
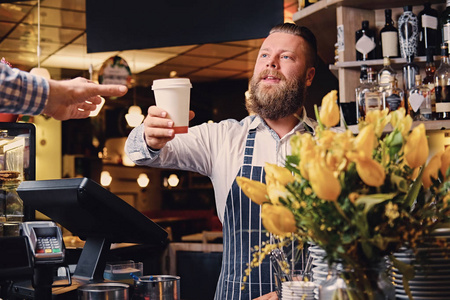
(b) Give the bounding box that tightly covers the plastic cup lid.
[152,78,192,89]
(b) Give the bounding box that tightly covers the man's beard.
[247,70,306,120]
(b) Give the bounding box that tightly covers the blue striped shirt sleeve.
[0,64,49,115]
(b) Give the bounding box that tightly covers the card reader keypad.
[36,237,61,254]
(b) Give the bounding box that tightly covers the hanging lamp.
[30,0,50,79]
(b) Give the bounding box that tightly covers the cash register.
[5,177,168,299]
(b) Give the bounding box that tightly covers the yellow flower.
[308,162,341,201]
[236,176,268,205]
[440,147,450,179]
[317,130,336,150]
[364,109,390,137]
[390,108,412,136]
[354,156,386,187]
[354,124,375,157]
[423,151,443,189]
[265,163,295,187]
[319,90,340,128]
[267,184,289,205]
[261,204,297,236]
[404,124,429,169]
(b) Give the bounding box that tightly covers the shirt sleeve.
[125,122,216,177]
[0,64,49,115]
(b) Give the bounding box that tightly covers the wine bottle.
[423,49,437,119]
[402,56,420,106]
[356,67,382,121]
[398,6,419,59]
[439,0,450,47]
[408,74,431,120]
[383,78,405,112]
[378,57,397,90]
[380,9,399,58]
[434,44,450,120]
[355,20,376,61]
[355,65,368,122]
[418,2,439,56]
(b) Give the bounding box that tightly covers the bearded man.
[125,23,317,300]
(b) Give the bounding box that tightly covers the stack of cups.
[152,78,192,134]
[281,281,315,300]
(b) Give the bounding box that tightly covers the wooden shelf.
[329,56,436,70]
[346,120,450,134]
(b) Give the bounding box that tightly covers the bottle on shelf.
[418,2,439,56]
[398,6,419,59]
[380,9,399,58]
[434,44,450,120]
[402,55,420,100]
[355,20,376,61]
[356,66,382,122]
[408,74,431,120]
[378,57,397,90]
[383,78,405,112]
[439,0,450,47]
[356,65,368,122]
[423,49,437,119]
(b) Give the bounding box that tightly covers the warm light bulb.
[100,171,112,187]
[167,174,179,187]
[30,67,51,79]
[122,154,135,167]
[125,105,145,127]
[137,173,150,188]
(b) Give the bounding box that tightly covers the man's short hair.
[269,23,317,68]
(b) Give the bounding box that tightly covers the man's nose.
[266,58,277,69]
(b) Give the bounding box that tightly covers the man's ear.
[305,67,315,87]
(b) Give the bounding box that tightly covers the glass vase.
[319,261,395,300]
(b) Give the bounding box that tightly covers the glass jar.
[0,179,24,223]
[319,261,395,300]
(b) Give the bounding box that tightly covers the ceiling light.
[100,171,112,187]
[137,173,150,188]
[167,174,179,187]
[122,154,135,167]
[125,105,144,127]
[30,67,50,79]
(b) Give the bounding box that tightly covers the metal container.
[133,275,180,300]
[78,282,129,300]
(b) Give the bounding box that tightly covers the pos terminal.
[7,177,168,299]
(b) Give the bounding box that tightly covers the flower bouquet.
[237,90,450,300]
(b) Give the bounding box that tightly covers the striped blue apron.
[214,128,274,300]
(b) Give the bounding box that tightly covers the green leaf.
[354,193,398,214]
[390,255,415,300]
[314,104,324,131]
[404,166,425,208]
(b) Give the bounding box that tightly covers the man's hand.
[253,291,278,300]
[44,77,128,120]
[143,106,195,150]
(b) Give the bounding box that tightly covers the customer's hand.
[253,291,278,300]
[44,77,128,120]
[143,105,195,150]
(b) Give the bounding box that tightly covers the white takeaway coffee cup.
[152,78,192,134]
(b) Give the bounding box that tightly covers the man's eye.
[282,55,291,60]
[261,54,268,58]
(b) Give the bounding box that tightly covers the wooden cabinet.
[293,0,445,104]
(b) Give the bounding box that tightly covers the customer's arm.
[44,77,127,120]
[0,63,49,115]
[0,64,128,120]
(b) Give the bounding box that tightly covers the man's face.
[248,32,314,120]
